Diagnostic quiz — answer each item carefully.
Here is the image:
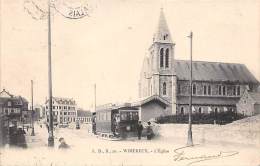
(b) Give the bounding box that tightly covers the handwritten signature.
[173,144,239,166]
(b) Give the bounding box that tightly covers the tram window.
[121,112,128,121]
[133,112,139,120]
[129,112,133,120]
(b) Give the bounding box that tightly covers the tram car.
[93,104,139,139]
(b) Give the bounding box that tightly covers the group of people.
[137,121,154,140]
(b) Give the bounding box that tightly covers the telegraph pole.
[187,31,193,146]
[94,84,96,112]
[31,80,35,136]
[48,0,54,147]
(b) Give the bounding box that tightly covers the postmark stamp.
[24,0,93,20]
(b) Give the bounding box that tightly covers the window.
[165,48,169,68]
[218,86,222,95]
[160,48,164,68]
[223,86,226,95]
[237,86,240,96]
[208,85,211,95]
[163,82,167,95]
[59,106,61,109]
[233,86,236,96]
[203,85,207,95]
[198,107,202,114]
[7,101,11,107]
[214,108,218,113]
[163,34,168,40]
[180,107,184,115]
[178,84,181,94]
[192,84,196,95]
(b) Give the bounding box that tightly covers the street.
[1,121,259,166]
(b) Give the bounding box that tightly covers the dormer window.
[163,34,168,40]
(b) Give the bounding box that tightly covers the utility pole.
[31,80,35,136]
[0,0,2,91]
[48,0,54,147]
[187,31,193,146]
[94,84,96,112]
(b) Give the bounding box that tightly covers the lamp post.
[31,80,35,136]
[187,31,193,146]
[47,0,54,147]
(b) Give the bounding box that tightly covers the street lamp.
[31,80,35,136]
[187,31,193,146]
[47,0,54,147]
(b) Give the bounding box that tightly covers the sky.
[0,0,260,110]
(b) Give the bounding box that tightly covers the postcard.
[0,0,259,166]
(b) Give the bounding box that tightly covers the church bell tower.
[148,8,177,114]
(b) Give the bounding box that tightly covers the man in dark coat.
[58,137,70,149]
[146,121,154,140]
[137,121,143,140]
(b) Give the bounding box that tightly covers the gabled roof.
[248,92,260,105]
[132,95,171,107]
[0,89,13,98]
[175,60,259,84]
[45,97,76,105]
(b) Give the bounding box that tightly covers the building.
[96,95,170,123]
[138,9,259,118]
[0,89,29,146]
[237,91,260,116]
[76,109,92,124]
[0,89,29,126]
[45,97,77,125]
[34,104,45,120]
[132,95,170,122]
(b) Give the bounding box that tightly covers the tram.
[92,104,139,139]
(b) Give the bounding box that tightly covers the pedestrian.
[146,121,154,140]
[137,121,143,140]
[58,137,70,149]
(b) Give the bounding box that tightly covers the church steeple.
[153,8,173,44]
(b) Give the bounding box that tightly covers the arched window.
[233,86,236,96]
[192,84,196,95]
[163,82,167,95]
[218,85,222,95]
[198,107,202,114]
[203,85,207,95]
[214,108,218,114]
[160,48,164,68]
[237,86,240,96]
[165,48,169,68]
[208,85,211,95]
[180,107,184,115]
[223,86,226,95]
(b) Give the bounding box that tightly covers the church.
[138,9,259,116]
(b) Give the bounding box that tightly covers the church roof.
[153,8,173,44]
[177,96,240,106]
[175,60,259,84]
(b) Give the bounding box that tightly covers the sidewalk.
[25,124,48,148]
